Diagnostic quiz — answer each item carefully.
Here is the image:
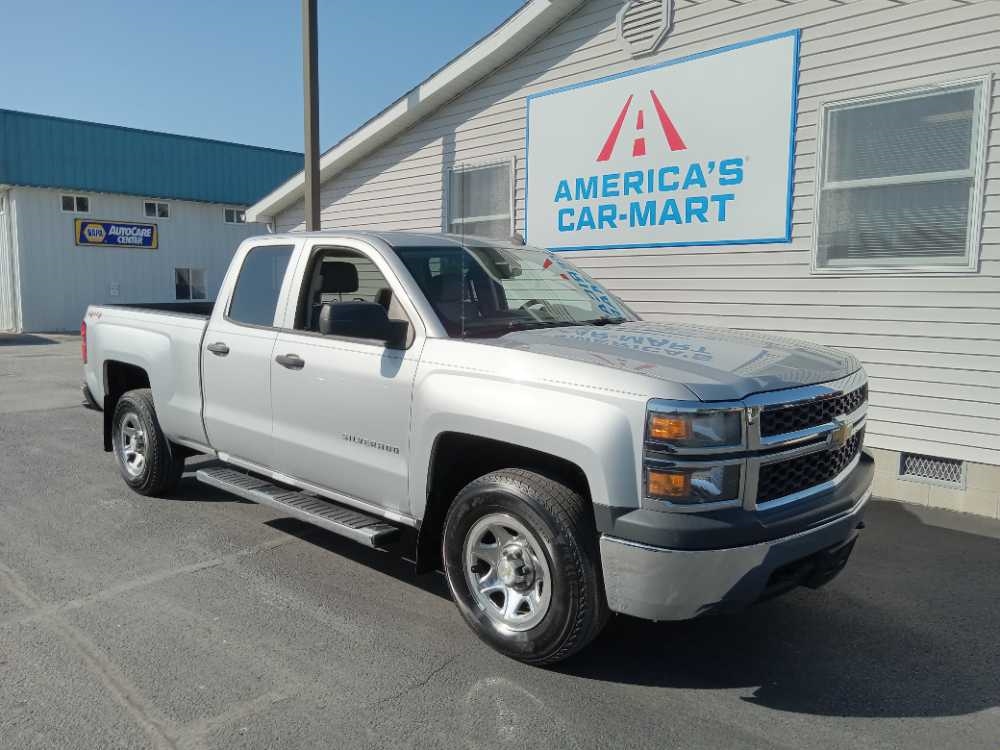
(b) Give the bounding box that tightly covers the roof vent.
[617,0,673,59]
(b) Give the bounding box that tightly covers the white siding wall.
[275,0,1000,468]
[13,187,268,332]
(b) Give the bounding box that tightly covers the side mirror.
[319,301,406,347]
[385,319,409,349]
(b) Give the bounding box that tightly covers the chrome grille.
[757,430,864,504]
[760,384,868,438]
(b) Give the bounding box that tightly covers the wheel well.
[102,361,150,451]
[415,432,591,573]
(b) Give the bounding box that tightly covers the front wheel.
[111,388,185,497]
[442,469,609,665]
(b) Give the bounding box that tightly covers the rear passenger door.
[202,243,294,468]
[269,242,424,516]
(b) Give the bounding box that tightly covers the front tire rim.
[463,512,552,633]
[118,412,148,478]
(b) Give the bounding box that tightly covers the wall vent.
[898,452,965,487]
[617,0,673,59]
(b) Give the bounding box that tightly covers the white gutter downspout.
[0,186,24,332]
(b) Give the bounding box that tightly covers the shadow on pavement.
[0,333,61,346]
[276,498,1000,720]
[559,501,1000,719]
[169,476,252,503]
[159,460,254,504]
[265,516,453,602]
[168,461,1000,722]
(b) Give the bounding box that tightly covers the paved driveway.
[1,333,999,749]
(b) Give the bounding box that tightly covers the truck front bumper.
[599,456,872,621]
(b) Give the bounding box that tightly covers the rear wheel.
[111,388,184,496]
[442,469,609,665]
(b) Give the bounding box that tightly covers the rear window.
[227,245,293,327]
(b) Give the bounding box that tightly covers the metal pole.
[302,0,320,231]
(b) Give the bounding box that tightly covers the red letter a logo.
[596,90,687,162]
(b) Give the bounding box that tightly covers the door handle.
[207,342,230,356]
[275,353,305,370]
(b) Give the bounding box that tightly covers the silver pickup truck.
[82,231,873,664]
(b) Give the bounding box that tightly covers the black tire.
[442,469,609,665]
[111,388,185,497]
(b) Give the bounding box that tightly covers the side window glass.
[228,245,294,327]
[295,249,409,338]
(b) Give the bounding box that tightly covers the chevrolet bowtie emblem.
[828,417,852,450]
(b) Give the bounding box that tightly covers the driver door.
[269,243,423,515]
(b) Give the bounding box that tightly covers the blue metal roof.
[0,109,303,206]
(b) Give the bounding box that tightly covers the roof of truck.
[261,230,530,248]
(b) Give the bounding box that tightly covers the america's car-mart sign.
[525,31,799,251]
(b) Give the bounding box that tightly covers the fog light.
[645,464,741,505]
[647,469,691,498]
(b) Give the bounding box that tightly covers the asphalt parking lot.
[1,333,999,750]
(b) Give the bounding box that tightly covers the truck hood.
[478,321,860,402]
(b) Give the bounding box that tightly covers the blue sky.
[1,0,524,152]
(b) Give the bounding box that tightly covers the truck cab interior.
[295,248,413,346]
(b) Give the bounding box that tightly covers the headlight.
[644,402,745,509]
[645,464,742,505]
[646,407,743,449]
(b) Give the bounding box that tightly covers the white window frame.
[810,75,991,276]
[223,207,247,224]
[60,194,90,213]
[174,267,207,300]
[143,200,170,220]
[445,157,516,238]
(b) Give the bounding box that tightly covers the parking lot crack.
[366,653,462,711]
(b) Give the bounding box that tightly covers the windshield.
[392,240,639,338]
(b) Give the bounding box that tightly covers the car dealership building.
[0,109,301,333]
[248,0,1000,518]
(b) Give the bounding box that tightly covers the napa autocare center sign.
[525,31,799,251]
[75,219,158,249]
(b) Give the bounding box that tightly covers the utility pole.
[302,0,320,231]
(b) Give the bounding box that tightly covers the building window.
[224,207,246,224]
[814,80,987,273]
[61,194,89,213]
[144,200,170,219]
[446,160,514,240]
[175,267,207,300]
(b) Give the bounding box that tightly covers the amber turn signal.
[647,469,691,498]
[648,414,692,442]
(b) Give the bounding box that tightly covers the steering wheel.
[518,298,557,321]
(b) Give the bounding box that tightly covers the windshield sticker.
[543,256,626,319]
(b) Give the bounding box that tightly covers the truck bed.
[104,300,215,318]
[84,300,213,449]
